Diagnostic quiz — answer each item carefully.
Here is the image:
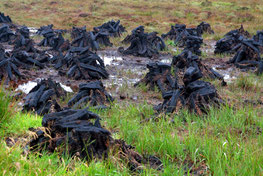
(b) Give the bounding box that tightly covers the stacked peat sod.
[22,78,65,115]
[53,46,109,80]
[134,62,176,93]
[196,22,214,35]
[29,108,163,171]
[135,50,223,114]
[30,108,111,159]
[0,24,15,42]
[160,50,222,114]
[94,20,126,37]
[172,50,225,83]
[0,12,12,23]
[12,26,39,53]
[155,67,222,115]
[215,25,263,74]
[118,26,166,58]
[135,50,224,92]
[161,22,212,55]
[71,26,112,51]
[228,36,262,72]
[0,45,24,82]
[37,24,68,51]
[68,80,114,109]
[162,22,214,40]
[253,30,263,49]
[214,25,251,54]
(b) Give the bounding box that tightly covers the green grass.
[1,94,262,175]
[0,87,12,126]
[1,112,42,136]
[235,74,260,91]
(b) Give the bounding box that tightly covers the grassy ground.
[0,73,263,175]
[1,0,263,35]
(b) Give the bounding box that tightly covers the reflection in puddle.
[160,58,172,64]
[99,55,123,66]
[103,75,141,89]
[5,49,12,52]
[28,27,38,36]
[45,52,53,58]
[16,81,37,94]
[16,79,73,94]
[202,41,216,54]
[213,66,237,82]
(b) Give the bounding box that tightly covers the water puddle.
[160,58,172,64]
[202,41,216,54]
[103,75,140,88]
[28,27,38,36]
[5,49,12,53]
[99,55,123,66]
[16,81,37,94]
[16,79,73,94]
[45,51,53,58]
[213,66,237,82]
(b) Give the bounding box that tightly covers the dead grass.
[1,0,263,36]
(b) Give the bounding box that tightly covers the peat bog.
[0,1,263,175]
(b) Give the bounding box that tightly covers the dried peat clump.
[94,20,126,37]
[37,24,67,35]
[228,36,263,73]
[134,62,176,93]
[162,23,203,55]
[253,30,263,52]
[16,26,30,39]
[0,12,12,23]
[22,78,66,115]
[29,109,163,172]
[196,21,214,35]
[71,26,112,51]
[0,24,15,42]
[29,108,111,160]
[182,35,203,55]
[37,24,56,47]
[162,24,197,40]
[37,24,67,51]
[214,25,251,54]
[68,81,114,109]
[12,26,39,53]
[156,63,222,114]
[172,50,224,81]
[0,45,24,82]
[119,26,166,57]
[162,21,213,40]
[54,46,109,80]
[11,50,45,68]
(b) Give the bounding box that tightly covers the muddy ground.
[3,28,244,108]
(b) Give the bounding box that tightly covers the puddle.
[45,51,53,58]
[5,49,12,52]
[172,48,183,54]
[59,83,73,92]
[213,66,237,82]
[16,79,73,94]
[103,75,140,88]
[99,55,123,66]
[28,27,38,36]
[160,58,172,64]
[202,41,216,54]
[16,81,37,94]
